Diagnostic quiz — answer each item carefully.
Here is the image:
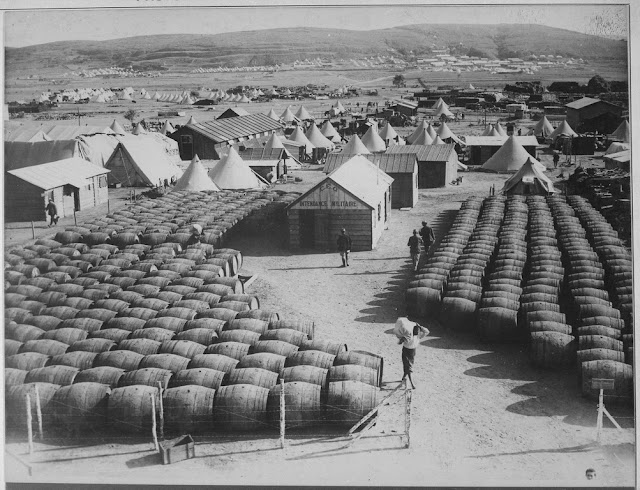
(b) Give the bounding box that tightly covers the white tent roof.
[325,155,393,209]
[494,122,507,136]
[289,126,315,154]
[320,120,341,142]
[433,135,445,145]
[481,124,495,136]
[295,106,313,120]
[378,123,398,141]
[207,147,264,189]
[110,120,126,135]
[132,123,147,135]
[305,123,334,149]
[605,141,630,154]
[610,120,630,143]
[361,126,387,152]
[426,124,438,140]
[412,129,434,146]
[406,121,430,145]
[333,101,345,112]
[266,108,280,120]
[436,122,463,144]
[530,116,554,138]
[186,116,197,125]
[173,155,220,192]
[481,135,545,173]
[341,134,371,155]
[548,120,578,141]
[161,121,175,135]
[434,105,454,118]
[502,156,556,194]
[280,106,298,123]
[264,132,285,150]
[433,98,447,110]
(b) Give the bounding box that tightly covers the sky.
[3,2,630,48]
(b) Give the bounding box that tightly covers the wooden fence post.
[34,385,43,440]
[26,394,34,456]
[150,394,159,452]
[157,382,164,440]
[279,379,286,449]
[31,221,35,240]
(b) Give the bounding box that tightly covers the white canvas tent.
[173,155,220,192]
[529,116,554,138]
[548,120,578,142]
[289,126,315,155]
[305,123,335,150]
[361,126,387,152]
[502,156,556,195]
[610,120,630,143]
[481,135,545,173]
[320,120,342,143]
[341,134,371,155]
[208,147,265,190]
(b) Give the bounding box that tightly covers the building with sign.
[287,155,393,251]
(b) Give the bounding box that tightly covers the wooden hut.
[385,144,459,188]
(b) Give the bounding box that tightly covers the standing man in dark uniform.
[45,199,59,227]
[407,229,422,272]
[419,221,435,260]
[337,228,352,267]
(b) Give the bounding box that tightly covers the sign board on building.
[291,181,369,210]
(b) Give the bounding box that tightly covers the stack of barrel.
[439,195,505,331]
[406,196,482,319]
[567,195,633,366]
[477,196,528,342]
[5,191,385,437]
[547,195,632,404]
[525,196,572,368]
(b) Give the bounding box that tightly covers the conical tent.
[412,129,434,146]
[610,120,630,143]
[305,123,334,149]
[487,127,502,137]
[239,95,251,103]
[378,123,398,142]
[406,121,430,145]
[110,120,126,135]
[208,147,264,189]
[548,120,577,142]
[433,135,445,144]
[264,133,285,150]
[605,141,630,154]
[132,123,147,135]
[341,134,371,155]
[289,126,315,155]
[434,105,454,118]
[481,135,544,173]
[120,92,132,100]
[280,106,298,123]
[481,124,495,136]
[333,101,345,113]
[161,121,175,135]
[266,108,280,120]
[186,116,197,125]
[361,126,387,152]
[426,124,438,140]
[530,116,554,138]
[469,84,475,90]
[494,122,507,136]
[174,155,220,192]
[502,157,556,195]
[320,120,341,142]
[436,122,463,144]
[143,93,152,100]
[295,106,313,120]
[433,98,447,110]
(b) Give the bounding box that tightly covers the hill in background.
[6,23,627,74]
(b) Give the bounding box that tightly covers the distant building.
[463,136,538,166]
[385,144,459,188]
[565,97,625,134]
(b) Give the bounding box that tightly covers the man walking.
[407,229,422,272]
[419,221,435,256]
[337,228,352,267]
[45,199,59,227]
[394,317,430,390]
[553,151,560,169]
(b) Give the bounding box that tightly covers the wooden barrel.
[103,317,146,333]
[188,354,238,373]
[217,330,261,347]
[42,327,89,345]
[208,277,243,294]
[25,365,79,386]
[205,341,251,360]
[213,384,269,432]
[259,329,307,347]
[93,299,130,314]
[183,292,221,308]
[220,294,260,310]
[73,366,124,388]
[267,381,323,429]
[480,297,520,311]
[118,307,158,321]
[6,383,61,432]
[143,317,187,333]
[577,304,621,320]
[196,308,238,323]
[576,348,625,364]
[163,385,216,433]
[526,310,566,325]
[50,382,111,432]
[37,291,68,307]
[522,285,560,296]
[571,296,611,307]
[581,360,633,403]
[529,331,576,369]
[88,328,130,342]
[48,351,98,370]
[237,353,286,373]
[439,296,477,332]
[225,367,279,389]
[477,307,520,342]
[6,323,45,342]
[155,307,198,321]
[576,325,621,339]
[93,350,144,371]
[520,302,562,315]
[128,327,175,343]
[68,338,117,353]
[20,339,69,357]
[25,315,63,331]
[406,287,441,318]
[117,339,162,356]
[62,297,94,310]
[578,335,623,352]
[5,368,28,386]
[333,351,383,387]
[183,318,227,334]
[5,308,34,324]
[159,340,207,359]
[528,321,572,335]
[173,328,218,346]
[197,283,234,297]
[328,364,378,387]
[169,368,226,391]
[138,353,190,373]
[284,350,336,371]
[6,352,50,371]
[326,380,380,427]
[250,340,299,358]
[108,385,160,433]
[118,367,173,389]
[279,365,328,388]
[224,319,268,336]
[6,339,23,357]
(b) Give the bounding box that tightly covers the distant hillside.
[6,24,627,74]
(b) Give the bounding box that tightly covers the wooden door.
[314,213,331,251]
[299,210,315,248]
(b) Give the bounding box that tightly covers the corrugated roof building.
[565,97,625,134]
[386,144,459,188]
[6,157,110,222]
[170,114,284,160]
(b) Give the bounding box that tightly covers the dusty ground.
[4,152,635,486]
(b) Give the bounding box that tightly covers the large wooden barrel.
[42,328,88,345]
[155,307,198,321]
[328,365,378,387]
[5,308,33,325]
[50,382,111,433]
[528,321,572,335]
[183,318,227,334]
[108,385,160,433]
[6,339,23,357]
[250,340,299,358]
[20,339,69,357]
[267,381,324,429]
[208,277,244,294]
[405,287,441,318]
[214,384,269,431]
[183,292,221,309]
[285,350,336,371]
[333,351,383,387]
[6,383,61,432]
[5,368,28,387]
[217,329,261,346]
[143,317,188,333]
[576,348,625,364]
[76,308,118,323]
[117,339,161,356]
[68,338,117,353]
[173,328,218,346]
[205,341,251,360]
[118,308,158,322]
[259,329,307,347]
[25,365,79,386]
[225,368,279,389]
[279,365,328,388]
[188,354,238,373]
[129,328,175,343]
[579,316,625,330]
[581,360,633,403]
[237,353,286,374]
[163,385,216,433]
[160,340,207,359]
[477,307,520,343]
[88,328,130,342]
[439,296,477,332]
[224,319,269,335]
[6,352,50,371]
[60,318,103,333]
[73,366,124,388]
[268,320,314,340]
[37,291,68,307]
[326,380,380,427]
[118,367,173,389]
[138,353,190,373]
[298,339,347,357]
[197,283,234,297]
[530,332,576,368]
[578,335,623,352]
[48,351,98,370]
[169,368,226,391]
[93,350,144,371]
[6,323,45,343]
[197,308,238,323]
[576,325,621,340]
[24,315,63,331]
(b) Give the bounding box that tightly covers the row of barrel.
[405,194,633,403]
[5,193,384,435]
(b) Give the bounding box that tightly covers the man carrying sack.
[393,317,429,389]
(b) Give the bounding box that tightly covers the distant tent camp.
[502,157,556,195]
[305,123,334,150]
[4,127,52,143]
[530,116,554,138]
[266,108,280,120]
[494,122,507,137]
[548,120,578,142]
[295,106,313,120]
[320,120,341,143]
[481,135,544,173]
[361,126,387,152]
[173,155,220,192]
[436,122,463,144]
[110,120,126,135]
[280,106,298,124]
[104,136,182,187]
[208,147,264,190]
[610,120,630,143]
[406,121,430,145]
[289,126,315,155]
[341,134,371,155]
[120,92,132,101]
